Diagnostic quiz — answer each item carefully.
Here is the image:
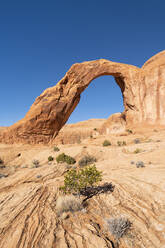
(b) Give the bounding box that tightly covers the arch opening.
[67,75,125,124]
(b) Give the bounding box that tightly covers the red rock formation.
[1,50,165,144]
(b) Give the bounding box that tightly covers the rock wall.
[1,50,165,144]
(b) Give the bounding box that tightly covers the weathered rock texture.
[99,113,126,135]
[1,50,165,144]
[1,135,165,248]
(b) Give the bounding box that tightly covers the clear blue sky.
[0,0,165,126]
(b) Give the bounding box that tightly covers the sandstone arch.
[1,51,165,144]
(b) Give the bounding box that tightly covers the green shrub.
[48,156,54,161]
[103,140,111,146]
[56,195,83,215]
[134,148,142,154]
[54,146,60,152]
[59,165,102,194]
[117,141,126,146]
[78,155,97,167]
[56,153,76,164]
[106,217,131,239]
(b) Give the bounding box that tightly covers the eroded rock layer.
[1,51,165,144]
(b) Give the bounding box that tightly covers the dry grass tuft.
[56,195,83,215]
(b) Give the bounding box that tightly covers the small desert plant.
[78,155,97,167]
[134,148,142,154]
[32,159,40,167]
[106,217,131,239]
[126,129,132,134]
[136,161,145,168]
[0,174,8,179]
[48,156,54,161]
[117,141,126,146]
[0,158,4,164]
[54,146,60,152]
[59,165,102,194]
[56,153,76,164]
[56,195,83,215]
[134,138,140,144]
[93,128,97,131]
[103,140,111,146]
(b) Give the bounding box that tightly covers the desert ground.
[0,119,165,248]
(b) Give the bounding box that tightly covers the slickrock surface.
[1,50,165,144]
[0,129,165,247]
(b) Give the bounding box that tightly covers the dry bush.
[56,195,83,215]
[106,217,131,239]
[32,159,40,168]
[54,146,60,152]
[78,155,97,167]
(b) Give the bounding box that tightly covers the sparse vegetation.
[56,153,76,164]
[93,128,97,131]
[0,158,4,164]
[103,140,111,146]
[0,174,8,179]
[32,159,40,168]
[117,141,126,146]
[59,165,102,194]
[56,195,83,215]
[78,155,97,167]
[54,146,60,152]
[134,138,140,144]
[106,217,131,239]
[48,156,54,161]
[126,129,133,134]
[134,148,142,154]
[136,161,145,168]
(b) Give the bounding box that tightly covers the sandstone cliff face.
[1,51,165,144]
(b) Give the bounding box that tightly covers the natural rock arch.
[1,51,165,144]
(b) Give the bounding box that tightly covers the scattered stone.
[130,161,135,165]
[36,175,42,179]
[48,161,52,165]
